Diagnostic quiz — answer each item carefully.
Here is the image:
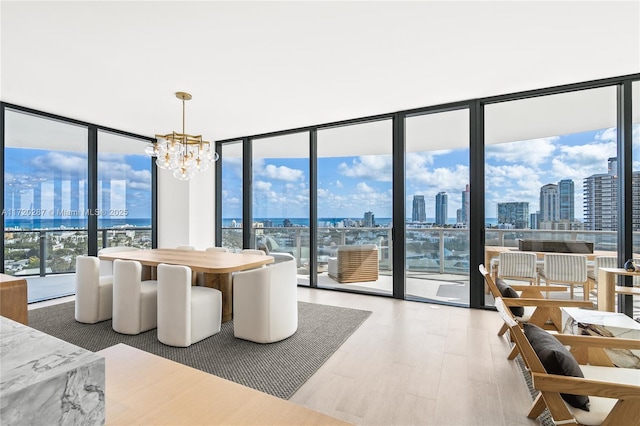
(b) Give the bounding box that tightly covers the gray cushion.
[524,323,590,411]
[495,278,524,317]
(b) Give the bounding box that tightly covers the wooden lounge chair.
[481,264,593,334]
[495,297,640,425]
[480,264,593,360]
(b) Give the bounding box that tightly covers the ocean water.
[4,218,151,230]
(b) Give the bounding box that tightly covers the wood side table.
[0,273,28,325]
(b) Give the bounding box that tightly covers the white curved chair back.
[157,263,222,347]
[75,255,113,324]
[176,245,196,251]
[97,246,141,276]
[233,257,298,343]
[241,249,266,256]
[112,259,157,335]
[206,247,229,253]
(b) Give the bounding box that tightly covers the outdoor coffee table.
[562,307,640,368]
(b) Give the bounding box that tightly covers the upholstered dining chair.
[112,259,158,335]
[240,249,267,256]
[75,255,113,324]
[97,246,140,277]
[497,251,538,285]
[232,256,298,343]
[538,253,589,300]
[176,245,196,251]
[157,263,222,347]
[206,246,229,253]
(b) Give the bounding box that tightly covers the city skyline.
[4,126,640,227]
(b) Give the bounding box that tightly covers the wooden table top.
[98,248,274,274]
[98,344,349,425]
[0,273,27,285]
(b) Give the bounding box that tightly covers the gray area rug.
[28,301,371,400]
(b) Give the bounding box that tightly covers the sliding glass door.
[252,132,310,285]
[484,86,618,305]
[4,108,88,301]
[405,108,470,305]
[316,120,392,295]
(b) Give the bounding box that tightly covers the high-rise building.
[435,192,448,226]
[497,202,529,229]
[364,211,374,227]
[539,183,558,222]
[583,157,640,232]
[412,195,426,222]
[461,184,470,225]
[530,212,540,229]
[584,157,618,231]
[558,179,575,221]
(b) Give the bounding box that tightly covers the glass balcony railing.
[4,227,152,277]
[221,226,640,277]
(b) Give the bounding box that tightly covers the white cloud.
[595,127,616,142]
[338,155,392,181]
[253,180,272,191]
[356,182,375,193]
[486,137,557,165]
[264,164,304,182]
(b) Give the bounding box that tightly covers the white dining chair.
[240,249,267,256]
[157,263,222,347]
[97,246,141,277]
[538,253,589,300]
[176,245,196,251]
[233,256,298,343]
[206,247,229,253]
[112,259,158,335]
[75,255,113,324]
[497,251,537,285]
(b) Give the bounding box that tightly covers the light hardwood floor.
[291,288,539,426]
[30,289,538,426]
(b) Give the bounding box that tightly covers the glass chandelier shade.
[145,92,219,180]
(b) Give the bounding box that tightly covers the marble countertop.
[0,316,105,425]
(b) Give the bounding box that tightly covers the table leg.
[202,272,233,323]
[597,269,616,312]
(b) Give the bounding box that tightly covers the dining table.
[98,248,274,322]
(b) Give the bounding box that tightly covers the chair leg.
[583,283,589,301]
[570,284,574,299]
[498,323,508,337]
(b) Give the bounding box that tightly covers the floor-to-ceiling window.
[216,73,639,308]
[316,120,392,294]
[405,108,470,306]
[97,131,153,250]
[2,104,156,303]
[252,132,310,285]
[220,141,244,251]
[632,80,640,318]
[4,108,88,301]
[484,86,618,304]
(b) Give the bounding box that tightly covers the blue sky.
[4,148,152,220]
[223,125,640,222]
[5,125,639,225]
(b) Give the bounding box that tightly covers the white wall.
[157,166,215,250]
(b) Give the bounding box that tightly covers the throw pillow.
[495,278,524,317]
[523,323,590,411]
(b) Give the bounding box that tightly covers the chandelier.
[145,91,218,181]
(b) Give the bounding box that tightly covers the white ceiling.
[1,0,639,148]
